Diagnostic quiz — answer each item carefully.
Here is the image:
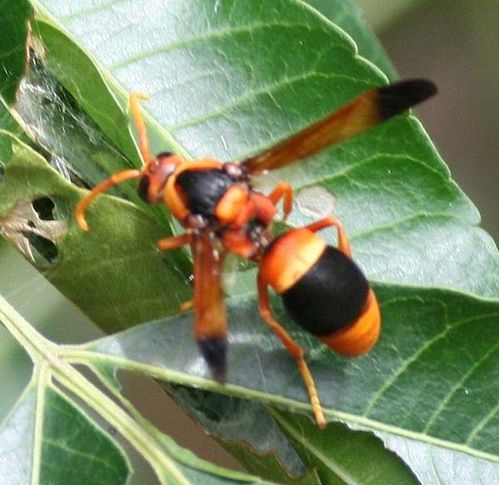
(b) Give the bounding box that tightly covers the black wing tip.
[198,336,227,383]
[377,79,437,120]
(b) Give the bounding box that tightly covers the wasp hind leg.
[257,273,326,428]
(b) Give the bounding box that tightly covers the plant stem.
[0,295,190,485]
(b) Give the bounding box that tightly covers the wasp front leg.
[267,183,293,220]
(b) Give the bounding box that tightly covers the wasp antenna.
[129,91,153,165]
[377,79,437,120]
[198,337,227,383]
[75,168,142,232]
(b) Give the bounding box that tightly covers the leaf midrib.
[60,344,499,467]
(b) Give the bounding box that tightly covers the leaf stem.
[0,295,55,363]
[0,295,190,485]
[54,367,190,485]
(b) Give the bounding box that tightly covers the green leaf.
[0,0,32,153]
[42,388,130,484]
[0,133,189,330]
[0,0,32,104]
[71,284,499,483]
[271,409,418,484]
[29,0,498,297]
[0,375,129,484]
[0,294,269,484]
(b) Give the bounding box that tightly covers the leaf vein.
[423,334,499,434]
[109,22,320,71]
[361,312,498,418]
[61,0,122,21]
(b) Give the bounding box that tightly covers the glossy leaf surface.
[31,0,498,297]
[82,286,499,465]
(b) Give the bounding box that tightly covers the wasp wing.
[191,233,228,382]
[241,79,436,174]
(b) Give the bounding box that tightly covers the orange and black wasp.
[76,79,436,427]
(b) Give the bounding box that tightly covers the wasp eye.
[137,174,151,202]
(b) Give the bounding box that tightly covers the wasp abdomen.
[260,228,380,356]
[282,247,369,336]
[176,169,234,217]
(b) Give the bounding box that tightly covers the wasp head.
[138,152,183,204]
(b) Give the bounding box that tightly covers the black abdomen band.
[282,247,369,335]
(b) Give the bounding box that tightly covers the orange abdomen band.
[319,290,380,356]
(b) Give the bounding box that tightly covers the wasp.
[76,79,436,427]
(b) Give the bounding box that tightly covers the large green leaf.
[30,0,498,297]
[21,282,494,484]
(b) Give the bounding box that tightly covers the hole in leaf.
[0,163,5,181]
[22,231,59,265]
[296,185,336,218]
[32,196,56,220]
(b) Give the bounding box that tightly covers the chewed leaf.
[0,133,189,331]
[0,198,66,266]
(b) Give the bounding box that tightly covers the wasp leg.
[305,216,351,258]
[75,169,142,231]
[129,92,153,166]
[267,183,293,220]
[257,272,326,428]
[156,233,192,251]
[179,299,194,313]
[156,234,203,316]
